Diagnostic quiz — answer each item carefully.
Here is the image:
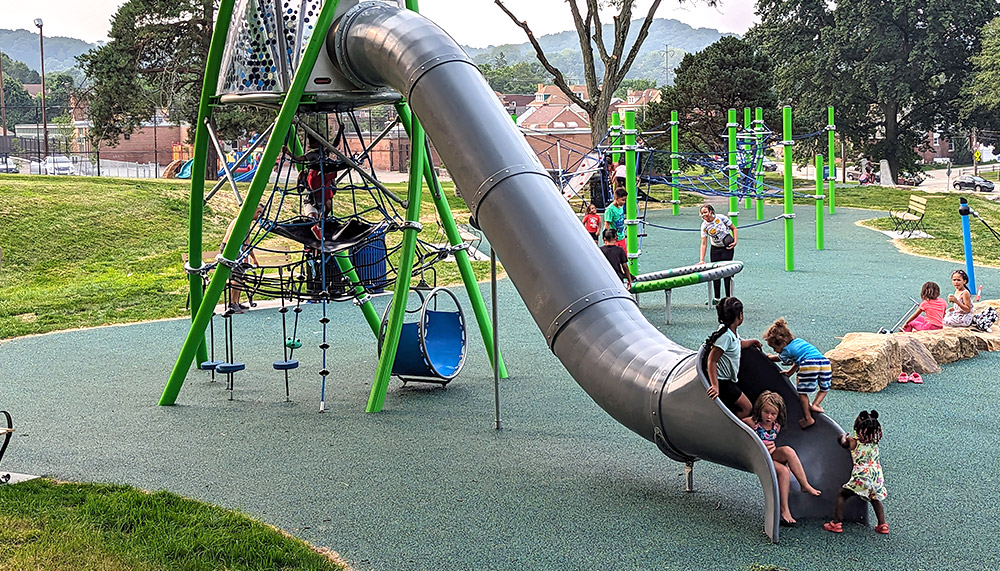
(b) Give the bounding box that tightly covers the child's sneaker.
[823,521,843,533]
[875,523,889,534]
[909,373,923,384]
[311,224,323,241]
[896,372,909,383]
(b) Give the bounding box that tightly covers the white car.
[0,156,18,174]
[43,155,76,175]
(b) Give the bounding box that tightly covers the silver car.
[0,156,18,174]
[43,155,76,175]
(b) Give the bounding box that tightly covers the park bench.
[888,194,927,237]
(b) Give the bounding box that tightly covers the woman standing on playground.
[699,204,737,304]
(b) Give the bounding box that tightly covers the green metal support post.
[366,103,428,413]
[186,0,237,367]
[395,104,508,378]
[160,0,341,406]
[754,107,765,220]
[782,106,794,272]
[727,108,738,227]
[611,113,622,167]
[816,155,825,250]
[670,110,680,216]
[624,110,639,277]
[743,107,752,209]
[827,106,836,214]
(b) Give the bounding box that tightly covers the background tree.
[0,74,38,132]
[613,78,657,99]
[748,0,998,180]
[1,53,41,84]
[495,0,691,145]
[642,37,777,155]
[479,54,550,94]
[962,17,1000,140]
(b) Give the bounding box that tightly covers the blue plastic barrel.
[351,227,387,293]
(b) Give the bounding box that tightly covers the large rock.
[894,335,941,375]
[825,333,901,392]
[897,328,979,364]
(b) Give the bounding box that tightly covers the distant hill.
[463,18,734,86]
[0,29,95,74]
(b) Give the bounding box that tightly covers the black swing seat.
[270,217,380,253]
[272,359,299,371]
[200,360,224,370]
[215,362,246,374]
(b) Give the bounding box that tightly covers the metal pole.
[816,154,824,250]
[827,106,836,214]
[624,110,639,277]
[0,49,8,137]
[153,113,159,178]
[755,107,764,221]
[670,110,679,216]
[492,248,501,430]
[782,106,794,272]
[743,107,751,209]
[35,20,48,157]
[727,108,738,227]
[959,198,977,294]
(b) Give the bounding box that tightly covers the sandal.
[897,372,909,383]
[910,373,923,384]
[875,523,889,534]
[823,521,843,533]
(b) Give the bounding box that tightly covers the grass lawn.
[0,175,490,341]
[0,479,345,570]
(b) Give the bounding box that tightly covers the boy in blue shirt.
[763,317,832,429]
[603,188,628,250]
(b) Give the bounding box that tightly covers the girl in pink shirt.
[901,281,946,331]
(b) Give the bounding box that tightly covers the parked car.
[0,156,18,174]
[896,171,925,186]
[953,175,995,192]
[761,158,778,172]
[43,155,76,175]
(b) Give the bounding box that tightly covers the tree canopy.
[642,36,777,154]
[614,78,658,99]
[1,53,41,84]
[478,54,550,94]
[747,0,999,179]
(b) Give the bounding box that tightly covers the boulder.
[897,328,979,364]
[825,333,901,392]
[969,328,1000,351]
[894,335,941,375]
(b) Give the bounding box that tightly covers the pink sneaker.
[897,372,909,383]
[909,373,923,384]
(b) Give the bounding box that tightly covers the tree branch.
[586,0,610,64]
[614,0,662,87]
[493,0,594,113]
[567,0,599,99]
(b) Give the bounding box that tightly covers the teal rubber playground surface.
[2,203,999,569]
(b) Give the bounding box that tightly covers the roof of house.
[521,105,590,130]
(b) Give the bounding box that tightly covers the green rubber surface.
[2,203,997,570]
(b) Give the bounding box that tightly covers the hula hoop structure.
[378,287,467,385]
[630,261,744,323]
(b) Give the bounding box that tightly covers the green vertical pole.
[186,0,237,367]
[743,107,752,209]
[333,253,381,336]
[611,112,622,166]
[827,106,836,214]
[815,155,825,250]
[755,108,764,221]
[160,0,341,406]
[395,105,508,378]
[670,110,680,216]
[727,109,738,227]
[367,105,426,413]
[782,106,794,272]
[624,110,639,277]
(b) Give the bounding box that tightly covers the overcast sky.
[4,0,756,47]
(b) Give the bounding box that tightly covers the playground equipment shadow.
[1,204,998,570]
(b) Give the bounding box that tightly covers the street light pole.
[0,49,9,137]
[34,18,49,158]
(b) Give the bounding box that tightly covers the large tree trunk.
[881,101,899,183]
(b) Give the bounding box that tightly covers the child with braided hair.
[702,297,760,419]
[824,410,889,534]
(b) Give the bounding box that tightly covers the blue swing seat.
[215,362,246,374]
[273,359,299,371]
[200,360,224,370]
[380,288,467,385]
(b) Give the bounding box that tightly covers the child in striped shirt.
[764,318,832,429]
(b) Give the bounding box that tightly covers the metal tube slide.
[331,2,853,540]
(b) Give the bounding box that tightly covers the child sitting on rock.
[901,281,946,332]
[763,318,831,429]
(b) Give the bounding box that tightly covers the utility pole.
[35,19,49,157]
[664,44,669,86]
[0,49,8,137]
